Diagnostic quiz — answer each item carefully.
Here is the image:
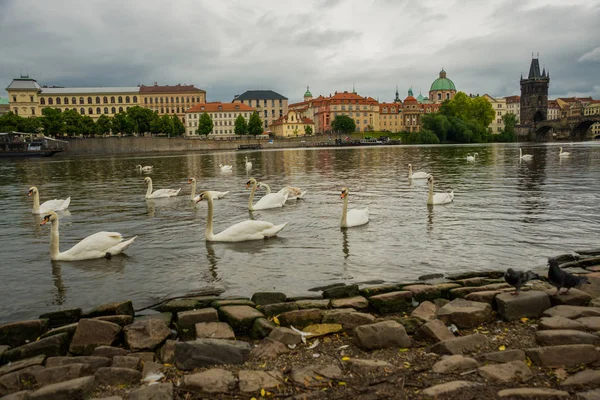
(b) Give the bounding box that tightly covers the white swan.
[559,147,571,158]
[519,148,533,161]
[144,177,181,199]
[427,175,454,205]
[466,153,477,162]
[246,178,288,210]
[245,156,252,171]
[41,212,136,261]
[340,187,369,228]
[196,191,287,242]
[260,182,307,200]
[136,165,153,173]
[28,187,71,215]
[188,178,229,201]
[219,164,233,172]
[408,163,431,179]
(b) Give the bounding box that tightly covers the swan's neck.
[262,183,271,194]
[427,181,434,205]
[50,220,60,260]
[146,180,153,197]
[205,196,215,240]
[32,191,40,213]
[408,165,412,178]
[341,194,349,227]
[519,148,522,157]
[190,180,196,200]
[560,147,563,154]
[248,182,257,210]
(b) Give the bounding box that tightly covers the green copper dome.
[304,86,312,98]
[430,69,456,91]
[416,92,425,102]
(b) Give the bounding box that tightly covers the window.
[103,96,108,104]
[41,98,46,105]
[64,97,69,104]
[279,100,282,106]
[171,97,174,103]
[161,107,164,113]
[446,93,450,100]
[133,96,137,103]
[176,97,179,103]
[110,97,115,104]
[155,97,158,104]
[111,107,116,114]
[48,98,54,105]
[125,96,130,103]
[80,108,85,115]
[160,97,164,103]
[186,97,190,103]
[264,99,267,106]
[144,98,148,104]
[96,107,101,114]
[88,108,93,115]
[12,96,16,102]
[498,104,502,108]
[264,110,267,117]
[13,108,18,115]
[31,107,35,115]
[104,107,108,114]
[119,107,123,113]
[497,111,501,116]
[56,98,61,105]
[118,96,123,103]
[96,97,100,104]
[177,107,180,113]
[87,97,92,104]
[30,96,34,102]
[149,98,152,104]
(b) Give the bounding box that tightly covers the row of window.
[241,99,284,107]
[332,105,370,111]
[144,96,201,105]
[264,110,283,118]
[14,106,130,116]
[189,112,250,119]
[40,96,138,106]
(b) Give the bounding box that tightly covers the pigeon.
[548,257,591,295]
[504,268,540,295]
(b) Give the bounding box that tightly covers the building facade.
[520,57,549,125]
[232,90,288,130]
[483,94,507,133]
[429,69,457,103]
[547,100,560,120]
[505,95,520,122]
[185,102,255,137]
[584,100,600,136]
[269,110,315,137]
[6,76,205,122]
[379,102,402,132]
[402,88,423,132]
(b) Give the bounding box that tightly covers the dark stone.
[91,346,128,358]
[155,299,200,313]
[278,309,323,329]
[92,315,134,327]
[447,271,505,280]
[0,354,46,376]
[218,306,264,332]
[39,323,78,340]
[1,390,32,399]
[27,376,95,400]
[295,299,330,309]
[34,364,90,387]
[174,339,252,370]
[308,283,345,292]
[134,312,173,327]
[39,309,82,329]
[322,284,359,299]
[69,319,122,356]
[158,340,176,364]
[526,344,599,367]
[394,317,424,334]
[403,285,442,302]
[496,291,552,321]
[368,291,413,314]
[94,367,141,386]
[131,352,155,362]
[354,321,411,350]
[46,356,111,373]
[322,310,375,329]
[211,299,255,308]
[251,292,287,306]
[419,273,445,281]
[176,308,219,340]
[437,299,493,329]
[83,301,134,318]
[123,319,171,352]
[2,334,69,362]
[251,318,276,339]
[194,322,235,340]
[0,320,48,348]
[480,350,526,363]
[111,356,141,370]
[261,302,299,317]
[250,338,289,360]
[430,333,488,355]
[359,283,404,297]
[0,365,43,397]
[128,382,173,400]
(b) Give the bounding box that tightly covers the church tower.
[520,55,549,125]
[303,86,313,102]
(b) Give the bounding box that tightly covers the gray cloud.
[1,0,599,104]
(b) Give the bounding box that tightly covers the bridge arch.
[572,120,597,139]
[534,125,553,141]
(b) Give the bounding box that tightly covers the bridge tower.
[520,55,550,125]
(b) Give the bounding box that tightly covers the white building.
[185,102,255,137]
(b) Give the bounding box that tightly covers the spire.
[528,56,541,79]
[408,87,414,97]
[542,66,546,77]
[394,85,400,103]
[352,83,356,94]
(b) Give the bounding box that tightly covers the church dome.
[416,92,425,103]
[304,86,312,98]
[430,69,456,91]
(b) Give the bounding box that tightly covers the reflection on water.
[1,142,600,323]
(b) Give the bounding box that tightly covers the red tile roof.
[505,95,520,103]
[140,84,205,94]
[186,102,254,113]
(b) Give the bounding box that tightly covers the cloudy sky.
[1,0,599,103]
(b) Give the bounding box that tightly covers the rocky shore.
[3,256,600,399]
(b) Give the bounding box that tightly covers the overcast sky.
[1,0,599,104]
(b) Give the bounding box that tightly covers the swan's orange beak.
[27,190,33,197]
[340,192,347,199]
[245,183,251,189]
[40,215,50,226]
[187,179,193,184]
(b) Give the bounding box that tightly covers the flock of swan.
[27,146,574,261]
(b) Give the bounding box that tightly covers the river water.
[1,142,599,323]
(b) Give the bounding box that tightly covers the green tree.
[19,117,42,133]
[471,96,495,128]
[80,116,95,136]
[234,114,248,135]
[62,109,83,136]
[197,112,213,137]
[304,125,313,136]
[41,107,63,135]
[331,115,356,134]
[421,113,450,142]
[95,114,112,136]
[112,112,134,135]
[0,112,23,132]
[247,112,264,136]
[127,106,156,134]
[170,115,185,136]
[498,113,517,142]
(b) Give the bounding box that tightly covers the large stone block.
[195,322,235,340]
[27,376,95,400]
[83,301,134,318]
[0,354,46,376]
[543,305,600,319]
[46,356,110,373]
[34,364,90,387]
[410,301,437,322]
[123,319,171,352]
[39,323,78,340]
[430,333,488,355]
[538,316,586,331]
[496,291,551,321]
[331,296,369,309]
[535,330,600,346]
[0,320,48,348]
[359,283,404,297]
[432,355,479,374]
[238,370,282,393]
[368,291,413,314]
[183,368,236,393]
[478,360,532,382]
[128,382,173,400]
[525,344,599,367]
[2,333,69,362]
[497,388,570,398]
[251,292,286,306]
[354,321,411,350]
[322,284,359,299]
[278,309,322,329]
[437,298,493,328]
[176,308,218,340]
[415,319,455,343]
[94,367,141,386]
[218,306,264,332]
[0,365,43,397]
[69,319,121,356]
[403,285,441,302]
[322,310,375,329]
[261,302,299,317]
[545,288,592,306]
[250,318,276,339]
[174,339,252,370]
[39,309,82,329]
[422,381,483,397]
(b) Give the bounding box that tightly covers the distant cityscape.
[2,57,599,138]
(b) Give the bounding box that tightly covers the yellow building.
[269,110,315,137]
[233,90,288,130]
[483,94,507,134]
[379,102,402,132]
[6,76,205,122]
[185,102,255,137]
[584,100,600,137]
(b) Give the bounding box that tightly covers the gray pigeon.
[504,268,540,295]
[548,258,591,295]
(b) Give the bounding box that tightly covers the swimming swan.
[559,147,571,157]
[41,212,136,261]
[260,182,307,200]
[196,191,287,242]
[246,178,288,210]
[219,164,233,172]
[408,163,431,179]
[466,153,478,162]
[245,156,252,171]
[28,187,71,215]
[144,177,181,199]
[427,175,454,205]
[188,178,229,201]
[519,148,533,161]
[340,187,369,228]
[136,165,153,173]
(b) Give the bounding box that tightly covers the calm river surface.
[1,142,599,323]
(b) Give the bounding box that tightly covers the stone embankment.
[3,262,600,399]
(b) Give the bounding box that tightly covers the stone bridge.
[516,115,600,142]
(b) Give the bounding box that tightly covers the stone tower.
[520,55,549,125]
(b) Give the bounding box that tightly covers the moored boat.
[0,132,68,157]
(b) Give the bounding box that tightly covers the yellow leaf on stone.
[260,362,266,368]
[163,363,172,367]
[499,345,506,351]
[525,357,533,367]
[341,356,350,361]
[338,381,347,386]
[398,348,409,352]
[272,316,280,325]
[520,317,529,323]
[404,362,411,368]
[251,398,257,400]
[303,324,343,337]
